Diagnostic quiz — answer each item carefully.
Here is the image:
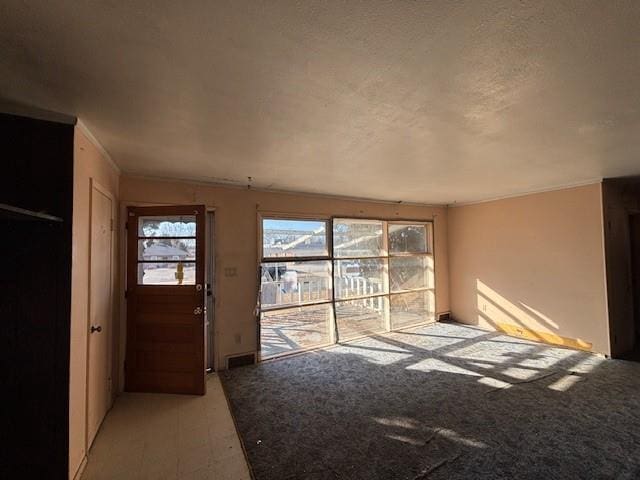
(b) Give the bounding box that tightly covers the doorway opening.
[206,210,215,372]
[627,213,640,361]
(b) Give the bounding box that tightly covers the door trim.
[206,209,216,371]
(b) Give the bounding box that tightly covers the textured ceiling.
[1,1,639,204]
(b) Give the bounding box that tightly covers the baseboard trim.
[495,322,592,351]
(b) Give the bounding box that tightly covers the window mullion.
[383,221,391,332]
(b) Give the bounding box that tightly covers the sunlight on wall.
[476,279,555,335]
[519,302,559,329]
[476,279,592,351]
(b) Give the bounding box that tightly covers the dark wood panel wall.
[602,177,640,357]
[1,113,75,479]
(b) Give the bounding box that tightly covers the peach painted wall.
[118,175,450,376]
[69,127,120,480]
[448,183,610,355]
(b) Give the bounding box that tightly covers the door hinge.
[110,218,114,231]
[124,290,128,299]
[125,221,128,230]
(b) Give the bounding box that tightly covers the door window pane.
[138,239,196,261]
[333,219,385,258]
[137,262,195,285]
[138,216,196,237]
[335,297,388,340]
[334,259,388,299]
[262,219,328,258]
[389,224,428,254]
[390,291,435,329]
[260,261,332,309]
[389,256,434,292]
[260,303,333,359]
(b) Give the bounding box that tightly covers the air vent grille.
[226,353,256,369]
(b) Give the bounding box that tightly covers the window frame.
[257,213,437,358]
[135,215,198,286]
[387,221,432,256]
[332,218,436,339]
[257,214,336,360]
[259,216,332,263]
[387,220,436,330]
[258,260,334,312]
[331,217,388,260]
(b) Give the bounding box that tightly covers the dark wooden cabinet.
[1,113,75,479]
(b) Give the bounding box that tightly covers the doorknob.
[193,307,203,315]
[90,325,102,333]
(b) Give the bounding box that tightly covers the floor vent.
[226,353,256,369]
[438,312,451,322]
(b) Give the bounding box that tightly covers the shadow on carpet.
[222,323,640,480]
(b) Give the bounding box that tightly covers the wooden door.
[126,205,206,395]
[87,182,114,447]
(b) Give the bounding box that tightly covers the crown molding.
[448,179,603,207]
[76,119,121,175]
[122,172,447,208]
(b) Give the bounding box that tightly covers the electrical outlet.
[224,267,237,277]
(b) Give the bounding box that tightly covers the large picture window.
[259,216,435,359]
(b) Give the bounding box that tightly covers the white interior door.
[87,182,114,448]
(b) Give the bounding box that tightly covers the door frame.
[117,202,218,393]
[205,209,216,371]
[630,212,640,350]
[85,178,115,451]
